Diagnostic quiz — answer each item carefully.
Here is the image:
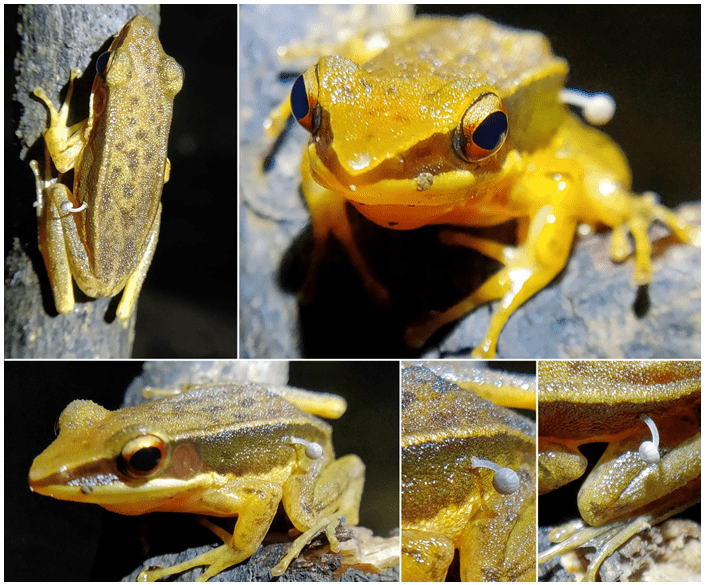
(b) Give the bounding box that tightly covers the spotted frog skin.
[31,16,183,324]
[537,360,700,581]
[401,364,536,581]
[284,14,699,357]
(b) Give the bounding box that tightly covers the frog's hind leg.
[405,206,576,358]
[115,203,162,325]
[610,191,701,285]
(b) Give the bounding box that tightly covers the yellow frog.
[30,16,183,324]
[537,360,700,581]
[401,364,536,581]
[28,383,365,581]
[281,15,699,357]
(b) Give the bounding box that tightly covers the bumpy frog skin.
[31,16,183,324]
[401,365,536,581]
[280,15,699,357]
[28,384,365,581]
[537,361,700,581]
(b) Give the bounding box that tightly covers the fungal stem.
[289,437,323,460]
[560,88,616,126]
[638,413,660,464]
[471,456,519,495]
[60,201,88,213]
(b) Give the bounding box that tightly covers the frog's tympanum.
[538,361,700,581]
[31,16,183,324]
[401,365,536,581]
[29,384,365,581]
[282,15,699,357]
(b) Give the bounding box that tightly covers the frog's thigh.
[538,442,587,494]
[38,183,86,314]
[401,528,454,582]
[115,203,162,325]
[300,161,388,304]
[142,478,283,582]
[285,454,365,528]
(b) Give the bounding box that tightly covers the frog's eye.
[638,413,660,464]
[454,93,508,163]
[289,436,323,460]
[471,457,519,495]
[96,51,115,77]
[119,435,167,478]
[290,72,319,133]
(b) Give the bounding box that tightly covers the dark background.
[7,360,400,581]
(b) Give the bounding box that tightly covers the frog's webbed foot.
[138,541,254,582]
[539,514,654,582]
[271,514,345,576]
[610,191,701,285]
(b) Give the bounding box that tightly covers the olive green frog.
[538,360,700,580]
[28,383,365,581]
[31,16,183,324]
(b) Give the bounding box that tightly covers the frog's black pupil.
[96,52,111,75]
[130,447,161,472]
[473,111,508,151]
[290,75,309,121]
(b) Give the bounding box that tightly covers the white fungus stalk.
[471,457,519,495]
[289,437,323,460]
[638,413,660,464]
[560,88,616,126]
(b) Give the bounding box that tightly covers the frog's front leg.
[275,452,365,575]
[401,528,455,581]
[300,159,389,304]
[140,478,283,582]
[608,190,701,285]
[458,469,536,581]
[405,203,577,358]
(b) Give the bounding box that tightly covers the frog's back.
[539,361,701,440]
[125,384,332,440]
[82,15,182,288]
[366,16,567,95]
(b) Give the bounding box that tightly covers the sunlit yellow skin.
[30,16,183,324]
[538,361,701,581]
[285,15,699,357]
[401,365,536,582]
[28,384,365,581]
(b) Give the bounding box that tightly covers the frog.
[537,360,701,581]
[28,383,365,581]
[279,14,700,357]
[401,364,536,581]
[30,15,183,325]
